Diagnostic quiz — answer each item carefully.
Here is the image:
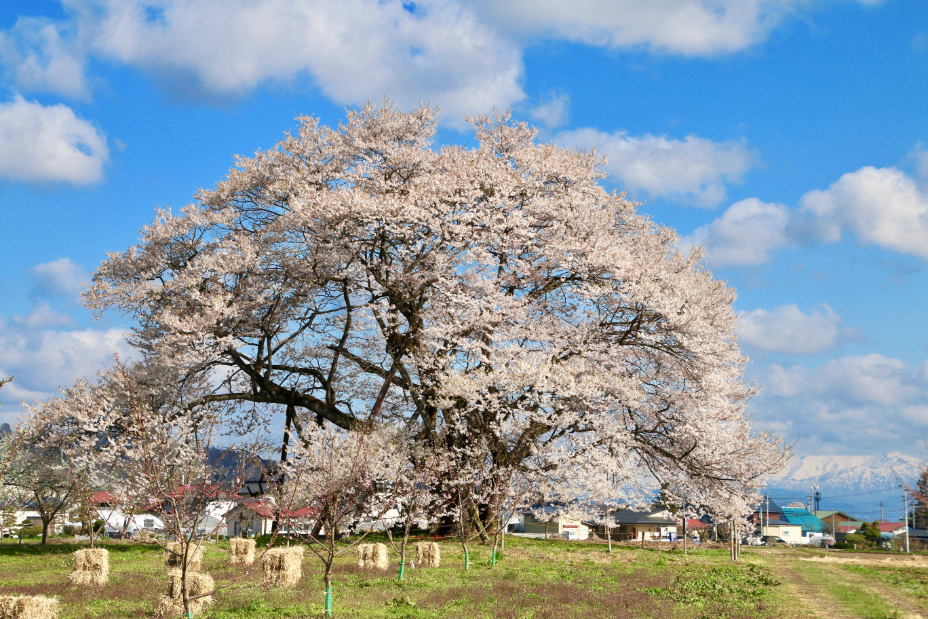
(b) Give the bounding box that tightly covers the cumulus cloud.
[465,0,803,56]
[28,257,84,299]
[752,354,928,454]
[797,166,928,259]
[0,17,88,99]
[555,129,754,206]
[0,0,832,121]
[799,166,928,258]
[12,303,76,329]
[739,304,847,354]
[529,92,570,129]
[0,96,108,184]
[682,159,928,267]
[0,0,524,123]
[0,318,132,415]
[679,198,789,265]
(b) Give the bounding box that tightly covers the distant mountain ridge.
[763,452,923,520]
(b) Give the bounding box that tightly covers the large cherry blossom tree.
[84,102,786,528]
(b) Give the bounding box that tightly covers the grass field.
[0,538,926,618]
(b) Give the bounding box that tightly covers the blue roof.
[781,507,827,532]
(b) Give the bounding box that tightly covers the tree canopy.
[84,102,784,508]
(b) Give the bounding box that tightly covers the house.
[522,510,590,540]
[97,509,164,538]
[680,518,706,539]
[751,498,784,525]
[758,518,802,543]
[814,510,862,532]
[781,507,828,543]
[588,509,677,542]
[876,522,908,536]
[224,499,314,537]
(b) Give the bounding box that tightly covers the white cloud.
[464,0,803,56]
[909,143,928,182]
[529,92,570,129]
[739,303,845,354]
[555,129,754,206]
[798,166,928,259]
[0,17,88,99]
[0,319,132,414]
[752,354,928,454]
[0,96,108,184]
[28,257,84,298]
[58,0,523,122]
[680,198,789,265]
[765,354,923,407]
[0,0,841,121]
[12,303,76,329]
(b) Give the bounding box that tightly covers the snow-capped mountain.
[763,452,923,520]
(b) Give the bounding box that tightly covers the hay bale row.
[414,542,440,568]
[157,570,214,617]
[164,542,202,571]
[357,543,389,570]
[228,538,256,566]
[0,595,58,619]
[68,548,109,587]
[262,547,303,588]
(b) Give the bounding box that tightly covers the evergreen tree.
[914,468,928,529]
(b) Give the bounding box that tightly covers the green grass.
[790,559,904,619]
[0,538,791,618]
[843,563,928,599]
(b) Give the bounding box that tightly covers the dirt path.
[765,557,858,619]
[829,564,927,619]
[748,549,928,619]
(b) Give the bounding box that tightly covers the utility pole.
[765,492,770,536]
[881,501,884,522]
[903,485,910,553]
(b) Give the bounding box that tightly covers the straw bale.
[164,542,202,571]
[414,542,440,568]
[68,548,109,587]
[357,543,389,570]
[139,530,152,542]
[262,547,303,587]
[157,570,214,616]
[357,543,370,568]
[0,595,59,619]
[228,538,256,565]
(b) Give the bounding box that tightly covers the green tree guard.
[464,551,470,570]
[491,549,497,566]
[398,560,405,581]
[324,585,333,617]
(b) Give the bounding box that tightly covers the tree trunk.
[40,518,49,545]
[273,403,295,534]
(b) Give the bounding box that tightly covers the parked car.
[762,535,787,546]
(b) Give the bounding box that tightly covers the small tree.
[384,437,450,580]
[275,423,403,616]
[4,445,75,544]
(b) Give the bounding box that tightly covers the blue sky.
[0,0,927,459]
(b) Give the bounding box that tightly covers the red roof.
[236,499,315,519]
[91,491,116,505]
[684,518,706,529]
[839,522,906,534]
[838,525,857,533]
